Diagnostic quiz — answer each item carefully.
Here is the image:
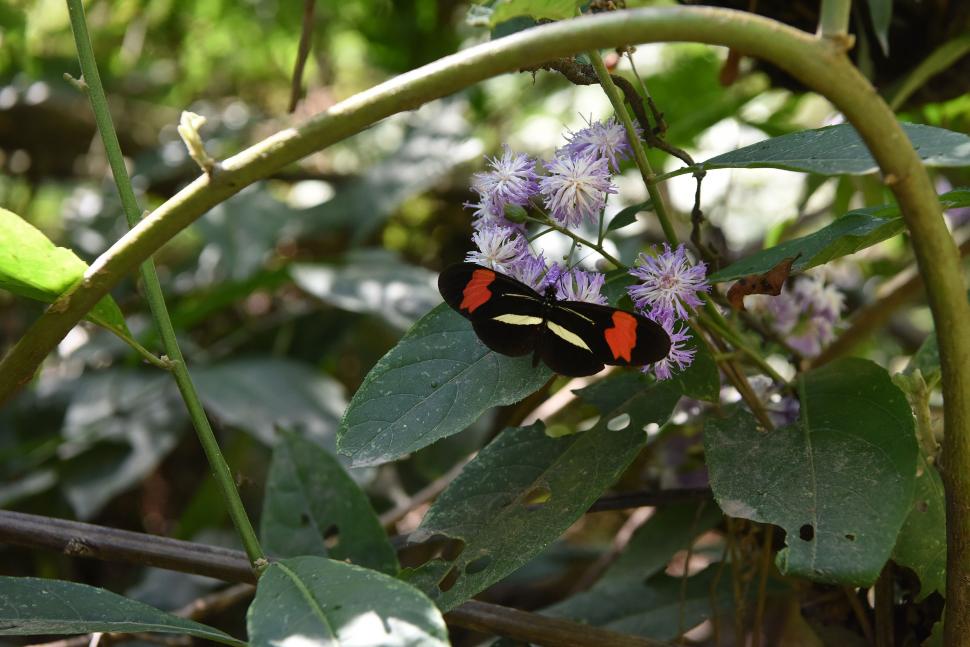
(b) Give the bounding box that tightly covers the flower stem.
[586,48,679,245]
[65,0,266,571]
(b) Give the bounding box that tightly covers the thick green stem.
[4,10,969,638]
[586,49,679,245]
[65,0,265,570]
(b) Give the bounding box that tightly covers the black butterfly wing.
[438,263,545,357]
[539,301,670,374]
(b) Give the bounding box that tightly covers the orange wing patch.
[604,311,637,362]
[460,269,496,313]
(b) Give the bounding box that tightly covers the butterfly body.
[438,263,671,377]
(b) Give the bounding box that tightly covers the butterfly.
[438,262,670,377]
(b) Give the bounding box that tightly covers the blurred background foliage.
[0,0,968,644]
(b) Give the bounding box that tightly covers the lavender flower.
[472,146,539,218]
[509,252,555,292]
[539,152,616,229]
[465,224,525,271]
[563,117,637,172]
[555,268,607,304]
[627,244,710,320]
[749,274,844,358]
[648,311,696,381]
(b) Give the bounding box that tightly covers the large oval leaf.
[248,556,448,647]
[404,375,682,611]
[338,304,550,467]
[700,123,970,175]
[0,577,243,647]
[261,430,397,574]
[704,358,918,586]
[709,188,970,282]
[0,207,128,336]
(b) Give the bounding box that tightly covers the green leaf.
[0,207,129,336]
[338,304,551,467]
[606,200,651,233]
[483,0,580,26]
[866,0,892,55]
[892,456,946,600]
[700,123,970,175]
[0,577,244,647]
[194,357,347,447]
[705,358,918,586]
[291,250,441,330]
[261,430,398,574]
[248,557,448,647]
[404,376,682,611]
[59,370,186,520]
[545,567,734,640]
[710,188,970,282]
[709,205,901,282]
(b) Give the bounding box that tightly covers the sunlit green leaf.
[249,557,448,647]
[0,207,128,336]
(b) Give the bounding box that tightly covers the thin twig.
[0,509,695,646]
[288,0,317,113]
[751,525,773,647]
[65,0,265,569]
[378,454,473,528]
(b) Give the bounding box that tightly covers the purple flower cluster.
[461,119,710,378]
[626,244,711,381]
[749,274,844,357]
[466,118,634,232]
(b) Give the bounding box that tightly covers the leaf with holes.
[709,188,970,283]
[705,358,918,586]
[260,430,397,574]
[892,456,946,600]
[338,304,551,467]
[402,375,682,611]
[700,123,970,175]
[0,207,129,336]
[248,556,448,647]
[0,577,243,647]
